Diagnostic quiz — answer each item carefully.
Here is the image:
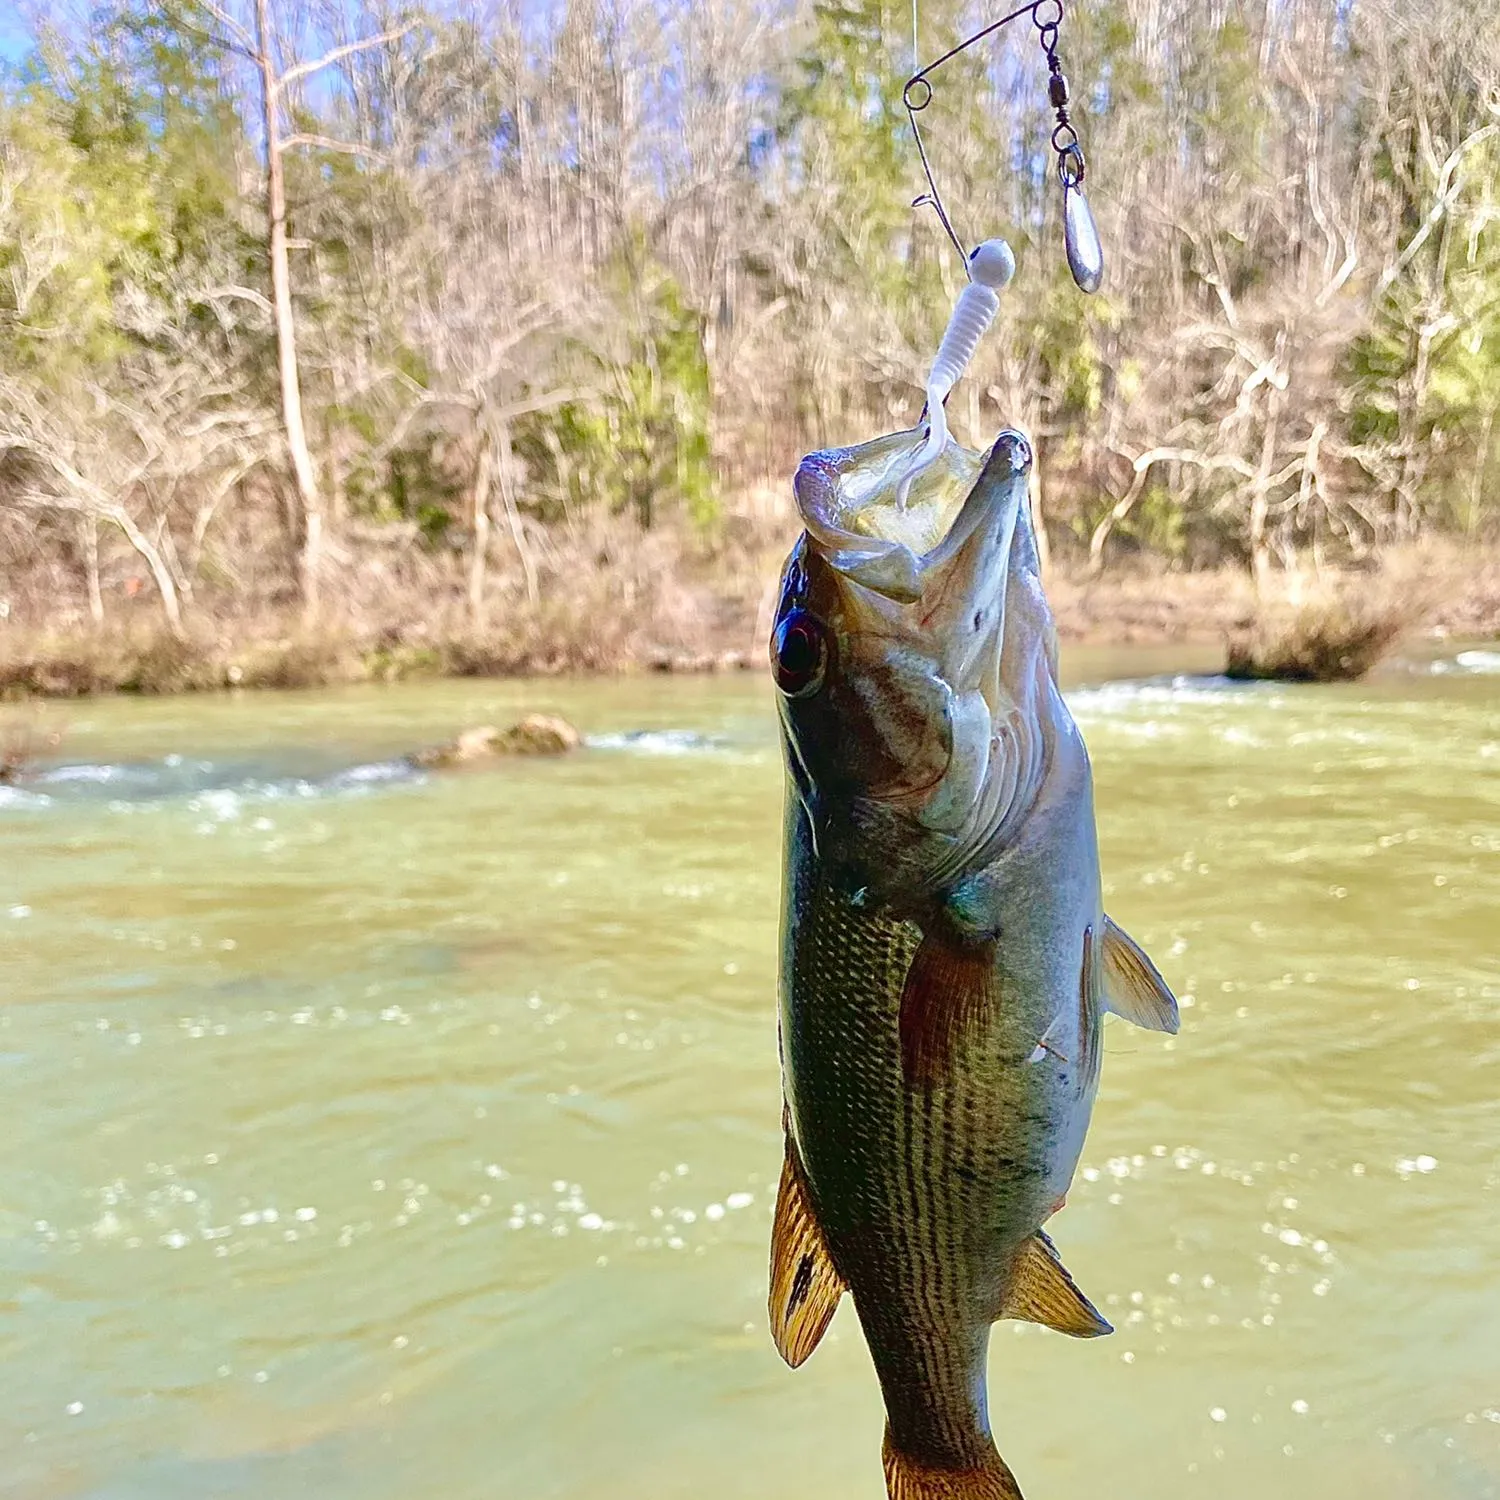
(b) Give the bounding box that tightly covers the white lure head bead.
[967,238,1015,291]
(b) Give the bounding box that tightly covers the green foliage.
[1171,16,1267,179]
[1345,292,1416,450]
[1346,132,1500,530]
[782,0,954,349]
[387,435,466,544]
[0,11,248,379]
[517,264,714,530]
[1015,275,1125,425]
[1117,482,1186,560]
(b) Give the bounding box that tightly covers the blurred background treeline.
[0,0,1498,691]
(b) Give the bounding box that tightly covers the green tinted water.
[3,647,1498,1500]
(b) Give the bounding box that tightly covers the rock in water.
[495,714,581,755]
[411,714,581,768]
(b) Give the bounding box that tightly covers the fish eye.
[771,610,827,698]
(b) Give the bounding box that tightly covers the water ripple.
[1069,674,1281,714]
[1431,649,1500,675]
[0,786,51,811]
[586,729,726,756]
[9,756,421,813]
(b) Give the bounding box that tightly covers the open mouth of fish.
[792,427,1033,610]
[787,427,1039,844]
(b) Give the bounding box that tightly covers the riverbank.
[2,542,1497,700]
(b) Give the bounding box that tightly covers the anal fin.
[1101,917,1179,1034]
[900,932,1000,1089]
[768,1128,845,1368]
[999,1229,1112,1339]
[883,1429,1023,1500]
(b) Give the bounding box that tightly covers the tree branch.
[1377,122,1499,297]
[276,23,417,92]
[277,133,390,162]
[191,0,257,58]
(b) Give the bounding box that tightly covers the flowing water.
[3,645,1499,1500]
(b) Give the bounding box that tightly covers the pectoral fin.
[999,1229,1112,1338]
[1100,917,1179,1034]
[899,932,1000,1089]
[769,1128,845,1368]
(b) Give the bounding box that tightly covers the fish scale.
[783,798,1088,1470]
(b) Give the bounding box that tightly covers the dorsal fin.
[768,1127,845,1367]
[1100,917,1179,1034]
[998,1229,1112,1339]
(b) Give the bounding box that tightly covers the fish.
[767,425,1178,1500]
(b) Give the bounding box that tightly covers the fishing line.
[895,0,1104,504]
[903,0,1103,292]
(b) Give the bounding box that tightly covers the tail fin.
[883,1429,1024,1500]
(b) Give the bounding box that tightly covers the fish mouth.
[792,429,1036,844]
[793,428,1033,616]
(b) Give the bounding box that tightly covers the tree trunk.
[468,426,494,627]
[497,423,538,606]
[317,255,349,529]
[1249,386,1283,597]
[1248,483,1273,596]
[255,0,324,619]
[109,506,185,637]
[1089,479,1144,576]
[79,516,104,625]
[1469,405,1495,538]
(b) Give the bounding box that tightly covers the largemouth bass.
[767,427,1178,1500]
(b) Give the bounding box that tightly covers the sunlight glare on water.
[2,647,1497,1500]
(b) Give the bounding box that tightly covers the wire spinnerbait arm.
[903,0,1104,295]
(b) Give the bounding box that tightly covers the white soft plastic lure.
[896,238,1015,507]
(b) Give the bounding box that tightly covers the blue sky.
[1,6,32,65]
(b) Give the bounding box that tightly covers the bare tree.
[5,0,1500,651]
[186,0,415,616]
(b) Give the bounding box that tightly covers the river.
[3,644,1498,1499]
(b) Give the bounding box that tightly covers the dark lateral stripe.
[925,1071,954,1447]
[915,1058,960,1449]
[898,914,955,1434]
[898,933,946,1419]
[938,1051,974,1450]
